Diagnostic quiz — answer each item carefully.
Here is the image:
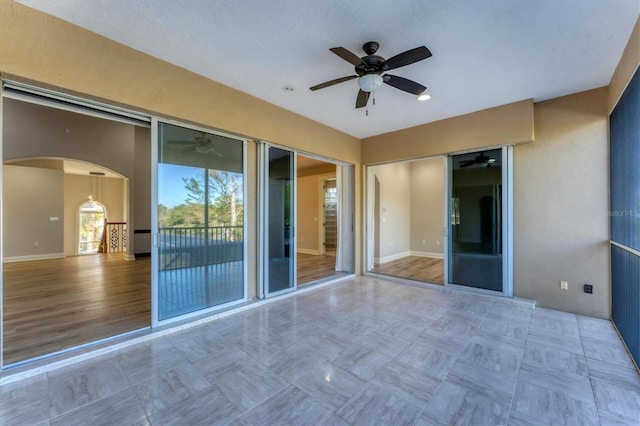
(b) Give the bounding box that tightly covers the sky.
[158,164,202,208]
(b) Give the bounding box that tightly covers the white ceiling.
[17,0,640,139]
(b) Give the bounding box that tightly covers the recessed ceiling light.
[417,94,431,101]
[282,86,295,92]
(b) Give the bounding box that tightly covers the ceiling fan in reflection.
[458,152,501,168]
[166,132,223,156]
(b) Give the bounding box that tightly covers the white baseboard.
[375,251,411,264]
[297,248,321,255]
[410,250,444,259]
[3,253,65,263]
[124,254,137,261]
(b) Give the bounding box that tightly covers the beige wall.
[362,99,534,165]
[3,99,136,178]
[3,165,64,259]
[514,87,610,318]
[63,174,125,256]
[409,158,445,256]
[372,162,411,262]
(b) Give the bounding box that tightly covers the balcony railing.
[159,225,243,270]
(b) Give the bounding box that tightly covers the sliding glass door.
[261,145,296,297]
[156,122,245,321]
[448,148,507,293]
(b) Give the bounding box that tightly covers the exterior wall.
[362,99,534,165]
[514,88,610,318]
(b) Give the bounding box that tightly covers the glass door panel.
[267,147,296,295]
[157,123,244,320]
[449,148,503,292]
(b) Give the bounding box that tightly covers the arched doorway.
[78,196,107,254]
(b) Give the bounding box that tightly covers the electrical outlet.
[560,280,568,290]
[584,284,593,294]
[33,241,39,247]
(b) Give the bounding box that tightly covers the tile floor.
[2,276,639,425]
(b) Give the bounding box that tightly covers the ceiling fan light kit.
[310,41,432,108]
[358,74,383,92]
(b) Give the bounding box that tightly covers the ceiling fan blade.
[355,89,370,108]
[310,75,357,91]
[167,140,197,146]
[383,46,432,71]
[383,74,426,95]
[330,47,365,66]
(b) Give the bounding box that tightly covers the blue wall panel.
[611,245,640,366]
[610,66,640,251]
[610,64,640,369]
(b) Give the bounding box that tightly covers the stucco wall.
[514,87,610,318]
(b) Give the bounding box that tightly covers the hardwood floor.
[3,254,151,364]
[297,252,339,285]
[372,255,444,284]
[3,251,339,364]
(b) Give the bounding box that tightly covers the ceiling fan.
[309,41,432,108]
[458,152,500,168]
[166,132,223,156]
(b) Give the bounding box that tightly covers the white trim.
[503,145,514,297]
[3,253,65,263]
[124,254,136,261]
[297,248,321,255]
[611,240,640,257]
[410,251,444,259]
[150,118,159,328]
[375,250,411,264]
[444,155,452,286]
[365,166,375,271]
[257,142,266,299]
[292,153,298,288]
[2,81,151,126]
[242,140,249,303]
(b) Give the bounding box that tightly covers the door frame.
[1,80,152,368]
[151,118,249,327]
[259,144,355,298]
[259,142,298,298]
[445,145,513,297]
